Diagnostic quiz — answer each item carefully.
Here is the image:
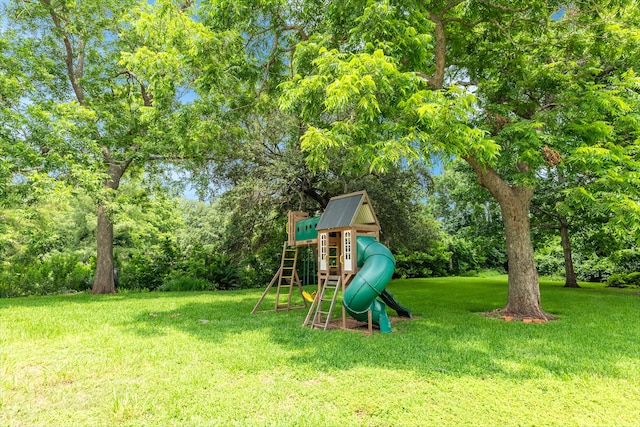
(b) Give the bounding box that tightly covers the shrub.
[393,250,449,279]
[0,253,93,297]
[575,256,616,283]
[460,270,478,277]
[118,237,181,291]
[176,243,240,290]
[607,273,626,288]
[209,259,239,290]
[46,253,93,292]
[611,249,640,275]
[607,272,640,288]
[118,253,169,291]
[628,272,640,286]
[535,249,564,277]
[117,240,247,292]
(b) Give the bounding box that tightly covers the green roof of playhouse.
[316,190,380,231]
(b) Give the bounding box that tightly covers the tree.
[530,164,590,288]
[2,0,236,293]
[281,0,640,320]
[186,0,437,267]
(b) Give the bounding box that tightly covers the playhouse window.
[344,231,352,261]
[320,233,327,260]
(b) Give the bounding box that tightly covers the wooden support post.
[251,268,280,314]
[303,294,318,326]
[252,242,307,314]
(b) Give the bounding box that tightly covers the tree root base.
[482,309,557,323]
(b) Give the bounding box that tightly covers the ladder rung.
[307,276,341,330]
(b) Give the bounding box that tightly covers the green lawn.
[1,277,639,426]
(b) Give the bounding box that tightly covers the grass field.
[1,277,639,426]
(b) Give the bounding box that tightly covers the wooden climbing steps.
[252,242,307,314]
[304,275,341,330]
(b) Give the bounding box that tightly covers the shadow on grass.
[4,278,635,381]
[0,289,216,309]
[121,279,640,381]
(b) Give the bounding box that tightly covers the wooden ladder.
[252,242,306,313]
[310,275,341,330]
[275,244,299,310]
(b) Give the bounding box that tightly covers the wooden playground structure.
[252,191,411,333]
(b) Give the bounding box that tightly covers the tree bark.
[466,157,554,320]
[499,188,551,319]
[92,201,116,294]
[92,161,128,294]
[430,15,447,89]
[559,219,580,288]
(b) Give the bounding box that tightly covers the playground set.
[252,190,412,333]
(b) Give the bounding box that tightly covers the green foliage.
[611,248,640,273]
[0,190,96,297]
[574,254,618,283]
[174,242,240,290]
[2,0,249,292]
[446,235,507,276]
[237,250,282,289]
[393,250,449,279]
[116,235,261,292]
[0,253,93,298]
[535,232,640,283]
[3,0,638,302]
[118,252,170,291]
[607,272,640,288]
[277,0,640,319]
[0,181,283,296]
[427,160,506,275]
[534,245,564,279]
[117,239,243,291]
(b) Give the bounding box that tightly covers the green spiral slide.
[343,236,412,333]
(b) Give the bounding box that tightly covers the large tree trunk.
[92,161,128,294]
[466,157,554,320]
[559,219,580,288]
[499,188,551,319]
[92,202,116,294]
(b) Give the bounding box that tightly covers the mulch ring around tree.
[480,309,558,323]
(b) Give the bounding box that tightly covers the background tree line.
[1,161,637,297]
